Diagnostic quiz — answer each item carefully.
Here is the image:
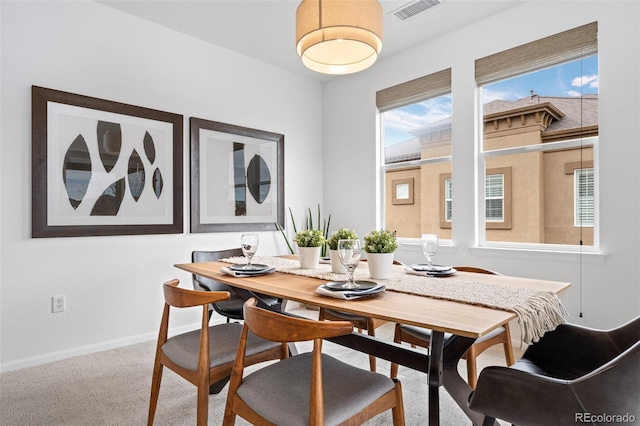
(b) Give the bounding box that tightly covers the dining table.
[175,258,570,426]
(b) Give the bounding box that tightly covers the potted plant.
[294,229,326,269]
[326,228,358,273]
[363,229,398,279]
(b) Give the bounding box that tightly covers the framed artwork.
[31,86,183,238]
[190,117,284,232]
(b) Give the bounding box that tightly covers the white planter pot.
[367,252,395,279]
[298,246,322,269]
[329,249,347,273]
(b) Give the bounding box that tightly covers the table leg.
[428,331,444,426]
[442,335,493,425]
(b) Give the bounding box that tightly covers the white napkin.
[220,266,276,277]
[316,284,386,300]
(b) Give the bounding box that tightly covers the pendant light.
[296,0,383,75]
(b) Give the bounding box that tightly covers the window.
[440,168,512,230]
[575,168,594,227]
[377,69,452,239]
[485,174,504,222]
[444,177,452,222]
[476,22,598,247]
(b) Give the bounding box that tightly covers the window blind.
[376,68,451,112]
[475,21,597,86]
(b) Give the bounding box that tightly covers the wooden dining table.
[175,260,570,426]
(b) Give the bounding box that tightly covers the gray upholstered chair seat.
[161,322,280,371]
[236,352,396,426]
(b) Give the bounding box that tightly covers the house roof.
[385,94,598,163]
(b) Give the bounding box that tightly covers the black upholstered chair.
[468,315,640,426]
[191,249,285,321]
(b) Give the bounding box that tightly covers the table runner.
[221,256,567,344]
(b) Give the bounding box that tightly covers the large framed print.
[32,86,183,238]
[190,118,284,233]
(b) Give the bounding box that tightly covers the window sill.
[469,245,607,264]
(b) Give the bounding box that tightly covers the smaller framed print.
[32,86,183,238]
[190,118,284,233]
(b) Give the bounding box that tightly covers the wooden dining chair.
[148,280,284,426]
[318,258,404,372]
[390,266,515,388]
[224,298,406,426]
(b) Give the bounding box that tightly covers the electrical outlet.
[52,295,65,313]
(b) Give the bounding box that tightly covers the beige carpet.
[0,306,518,425]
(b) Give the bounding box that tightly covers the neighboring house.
[385,94,597,245]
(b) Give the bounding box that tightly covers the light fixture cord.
[578,51,584,318]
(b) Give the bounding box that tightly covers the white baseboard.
[0,320,223,373]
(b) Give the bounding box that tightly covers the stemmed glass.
[337,239,362,289]
[421,234,439,270]
[240,233,259,270]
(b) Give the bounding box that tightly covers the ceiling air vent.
[391,0,442,21]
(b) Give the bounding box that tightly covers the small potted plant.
[363,229,399,279]
[294,229,326,269]
[326,228,358,273]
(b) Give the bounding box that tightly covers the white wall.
[2,0,639,372]
[0,0,324,371]
[323,1,640,329]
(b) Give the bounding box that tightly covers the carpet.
[0,307,517,425]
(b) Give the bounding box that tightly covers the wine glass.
[337,239,362,289]
[421,234,439,270]
[240,233,259,270]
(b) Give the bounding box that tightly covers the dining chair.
[390,266,515,388]
[318,259,404,372]
[192,249,285,322]
[469,315,640,426]
[223,298,406,426]
[148,280,284,426]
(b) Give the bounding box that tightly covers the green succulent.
[294,229,326,247]
[363,229,398,253]
[326,228,358,250]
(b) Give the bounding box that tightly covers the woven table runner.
[222,256,567,344]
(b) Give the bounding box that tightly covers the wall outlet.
[52,295,65,313]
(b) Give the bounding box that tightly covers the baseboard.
[0,320,222,373]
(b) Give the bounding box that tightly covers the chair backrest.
[163,278,231,308]
[192,248,243,292]
[243,297,354,343]
[157,279,232,353]
[606,315,640,355]
[453,266,500,275]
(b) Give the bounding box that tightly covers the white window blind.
[575,168,594,227]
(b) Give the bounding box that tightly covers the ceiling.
[98,0,524,82]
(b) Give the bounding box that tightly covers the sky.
[383,55,599,146]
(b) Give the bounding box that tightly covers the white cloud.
[571,74,599,88]
[566,90,582,97]
[383,97,452,132]
[482,87,521,103]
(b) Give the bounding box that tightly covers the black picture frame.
[31,86,183,238]
[190,117,284,233]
